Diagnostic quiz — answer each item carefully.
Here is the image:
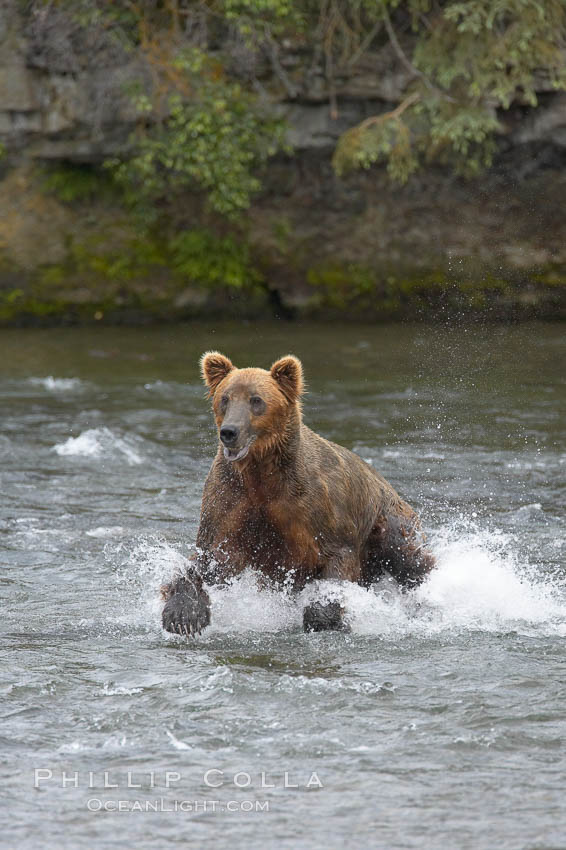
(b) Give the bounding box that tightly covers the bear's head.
[200,351,304,463]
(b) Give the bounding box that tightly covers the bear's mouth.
[223,438,255,463]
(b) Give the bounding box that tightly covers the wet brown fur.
[191,352,435,591]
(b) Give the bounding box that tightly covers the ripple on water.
[29,377,85,392]
[52,427,144,465]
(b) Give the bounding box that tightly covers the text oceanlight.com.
[86,798,270,813]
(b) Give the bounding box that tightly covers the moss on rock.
[0,162,565,325]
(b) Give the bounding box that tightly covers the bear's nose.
[220,426,239,446]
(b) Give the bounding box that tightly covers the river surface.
[1,322,565,849]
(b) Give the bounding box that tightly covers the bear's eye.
[250,395,266,415]
[219,394,229,411]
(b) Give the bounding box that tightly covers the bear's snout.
[220,425,239,447]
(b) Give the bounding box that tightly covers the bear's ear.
[200,351,234,396]
[270,355,304,403]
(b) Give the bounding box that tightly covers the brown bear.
[161,352,435,636]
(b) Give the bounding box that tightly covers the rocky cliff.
[1,0,565,323]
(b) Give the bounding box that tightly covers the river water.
[1,322,565,849]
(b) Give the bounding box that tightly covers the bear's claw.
[162,576,211,637]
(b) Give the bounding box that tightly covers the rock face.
[0,1,143,161]
[514,93,566,149]
[0,2,565,323]
[2,1,566,163]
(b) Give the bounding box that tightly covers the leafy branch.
[332,0,566,181]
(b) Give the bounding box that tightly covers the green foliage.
[334,96,419,183]
[223,0,300,25]
[40,1,289,218]
[107,49,286,218]
[0,219,266,323]
[31,0,566,204]
[422,99,501,175]
[169,230,260,289]
[436,0,566,107]
[306,261,521,317]
[223,0,296,16]
[307,262,378,309]
[39,163,119,204]
[333,0,566,180]
[35,227,260,293]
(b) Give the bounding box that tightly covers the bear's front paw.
[162,577,211,637]
[303,601,350,633]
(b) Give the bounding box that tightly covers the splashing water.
[415,528,565,635]
[114,522,566,641]
[53,427,143,465]
[29,376,85,392]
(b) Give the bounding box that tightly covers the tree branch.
[346,19,383,67]
[382,6,456,102]
[382,5,429,86]
[355,90,421,134]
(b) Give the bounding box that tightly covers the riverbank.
[1,269,564,327]
[1,0,566,326]
[1,157,566,326]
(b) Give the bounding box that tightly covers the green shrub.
[39,163,119,204]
